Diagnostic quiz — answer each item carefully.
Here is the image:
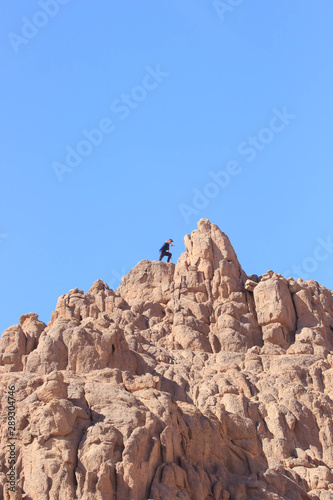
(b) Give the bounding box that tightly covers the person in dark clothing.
[159,239,174,262]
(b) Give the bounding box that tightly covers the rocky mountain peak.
[1,219,333,499]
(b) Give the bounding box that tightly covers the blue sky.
[1,0,333,334]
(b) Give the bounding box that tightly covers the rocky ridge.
[1,219,333,499]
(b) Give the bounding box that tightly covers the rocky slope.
[1,219,333,500]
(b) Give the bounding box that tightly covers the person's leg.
[159,251,164,261]
[166,252,172,262]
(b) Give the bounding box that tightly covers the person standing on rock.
[159,239,174,262]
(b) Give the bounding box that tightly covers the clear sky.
[1,0,333,334]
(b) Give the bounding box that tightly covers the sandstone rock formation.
[1,219,333,499]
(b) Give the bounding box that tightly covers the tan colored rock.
[253,274,296,333]
[0,324,26,372]
[19,313,46,355]
[119,260,175,304]
[245,278,258,292]
[1,219,333,500]
[36,370,69,402]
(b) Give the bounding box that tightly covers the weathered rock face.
[1,219,333,500]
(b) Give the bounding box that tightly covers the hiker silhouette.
[159,239,174,262]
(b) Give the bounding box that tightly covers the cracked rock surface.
[1,219,333,499]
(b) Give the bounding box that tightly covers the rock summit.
[1,219,333,499]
